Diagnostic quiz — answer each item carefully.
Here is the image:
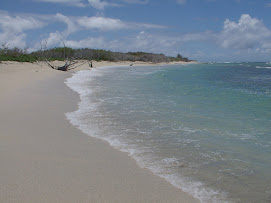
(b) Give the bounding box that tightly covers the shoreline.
[0,61,199,202]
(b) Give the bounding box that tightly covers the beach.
[0,61,198,202]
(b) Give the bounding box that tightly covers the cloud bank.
[218,14,271,50]
[0,11,45,48]
[1,11,271,61]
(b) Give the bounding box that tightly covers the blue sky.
[1,0,271,62]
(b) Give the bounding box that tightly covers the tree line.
[0,44,190,63]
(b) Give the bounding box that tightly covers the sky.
[1,0,271,62]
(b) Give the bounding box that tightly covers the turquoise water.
[66,63,271,202]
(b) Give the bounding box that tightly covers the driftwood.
[41,39,91,71]
[46,59,89,71]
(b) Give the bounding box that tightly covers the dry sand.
[0,61,199,202]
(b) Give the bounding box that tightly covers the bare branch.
[45,59,56,70]
[60,38,67,61]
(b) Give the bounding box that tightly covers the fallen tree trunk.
[46,59,89,71]
[57,65,68,71]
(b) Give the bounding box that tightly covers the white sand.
[0,61,199,202]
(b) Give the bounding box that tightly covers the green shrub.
[0,54,37,62]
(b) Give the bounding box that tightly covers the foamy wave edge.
[256,66,271,69]
[64,67,229,203]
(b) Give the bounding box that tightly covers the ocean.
[65,62,271,202]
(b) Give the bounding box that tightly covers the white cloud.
[0,12,45,48]
[217,14,271,50]
[77,16,127,30]
[76,16,166,31]
[133,22,167,29]
[172,14,271,54]
[121,0,149,4]
[34,0,149,9]
[37,13,166,49]
[88,0,120,10]
[55,13,78,34]
[45,31,63,47]
[56,31,180,55]
[0,13,44,33]
[0,32,27,48]
[35,0,121,9]
[106,31,182,54]
[52,14,271,61]
[65,37,106,49]
[34,0,86,7]
[37,13,78,49]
